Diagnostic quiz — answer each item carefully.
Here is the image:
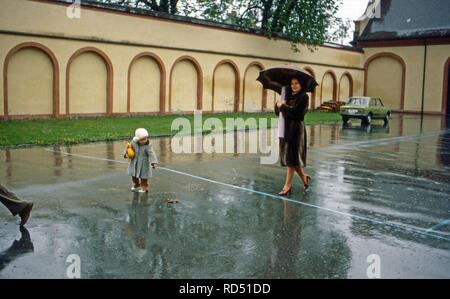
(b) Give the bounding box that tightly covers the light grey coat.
[126,140,158,179]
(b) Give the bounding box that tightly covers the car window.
[377,99,384,106]
[370,99,376,106]
[347,98,369,106]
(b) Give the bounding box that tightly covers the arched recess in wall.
[303,67,317,110]
[169,55,203,113]
[338,72,353,102]
[128,52,166,114]
[243,61,267,112]
[212,59,240,113]
[364,52,405,110]
[442,57,450,115]
[66,47,113,116]
[320,70,337,105]
[3,42,60,119]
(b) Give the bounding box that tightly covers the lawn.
[0,111,341,147]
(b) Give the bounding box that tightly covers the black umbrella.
[257,64,318,94]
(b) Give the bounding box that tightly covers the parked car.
[340,97,391,125]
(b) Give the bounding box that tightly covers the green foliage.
[95,0,350,52]
[325,17,353,45]
[180,0,345,51]
[99,0,179,14]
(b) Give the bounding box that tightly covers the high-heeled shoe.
[278,186,292,196]
[303,175,311,192]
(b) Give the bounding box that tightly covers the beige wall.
[338,75,351,102]
[1,0,449,118]
[364,44,450,113]
[130,56,161,113]
[171,60,198,112]
[243,65,264,112]
[69,51,108,114]
[321,73,336,104]
[7,47,53,116]
[425,45,450,112]
[213,63,236,112]
[0,0,372,119]
[366,55,403,109]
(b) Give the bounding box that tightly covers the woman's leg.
[283,166,295,190]
[294,166,306,185]
[294,166,310,189]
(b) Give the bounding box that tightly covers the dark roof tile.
[358,0,450,41]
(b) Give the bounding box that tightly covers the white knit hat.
[133,128,149,142]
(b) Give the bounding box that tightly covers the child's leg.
[141,179,149,192]
[132,177,141,188]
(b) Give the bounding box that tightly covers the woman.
[275,77,310,195]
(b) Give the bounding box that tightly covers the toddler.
[124,128,158,193]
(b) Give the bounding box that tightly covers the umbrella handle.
[277,86,287,102]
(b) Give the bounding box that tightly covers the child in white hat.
[124,128,158,193]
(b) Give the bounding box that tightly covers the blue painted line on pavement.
[426,219,450,233]
[45,148,450,242]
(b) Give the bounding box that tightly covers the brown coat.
[275,91,309,167]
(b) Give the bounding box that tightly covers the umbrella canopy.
[257,64,318,94]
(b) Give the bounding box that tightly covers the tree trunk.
[261,0,274,31]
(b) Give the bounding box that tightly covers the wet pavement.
[0,114,449,278]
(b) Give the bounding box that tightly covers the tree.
[96,0,349,52]
[98,0,179,14]
[183,0,345,52]
[325,17,353,45]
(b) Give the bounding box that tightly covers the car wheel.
[384,112,390,124]
[366,113,372,125]
[342,117,348,124]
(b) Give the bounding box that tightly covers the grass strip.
[0,112,341,147]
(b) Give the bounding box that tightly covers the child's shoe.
[139,189,148,193]
[131,186,141,192]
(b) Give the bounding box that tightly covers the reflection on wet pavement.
[0,114,449,278]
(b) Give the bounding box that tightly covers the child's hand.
[152,163,158,169]
[124,153,128,159]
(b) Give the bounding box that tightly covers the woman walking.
[275,77,310,195]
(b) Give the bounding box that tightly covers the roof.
[357,0,450,41]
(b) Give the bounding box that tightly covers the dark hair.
[288,78,302,95]
[291,77,301,84]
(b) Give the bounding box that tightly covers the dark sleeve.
[274,101,280,116]
[279,93,309,120]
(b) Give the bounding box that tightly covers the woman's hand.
[277,100,286,108]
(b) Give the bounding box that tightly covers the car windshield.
[347,98,369,106]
